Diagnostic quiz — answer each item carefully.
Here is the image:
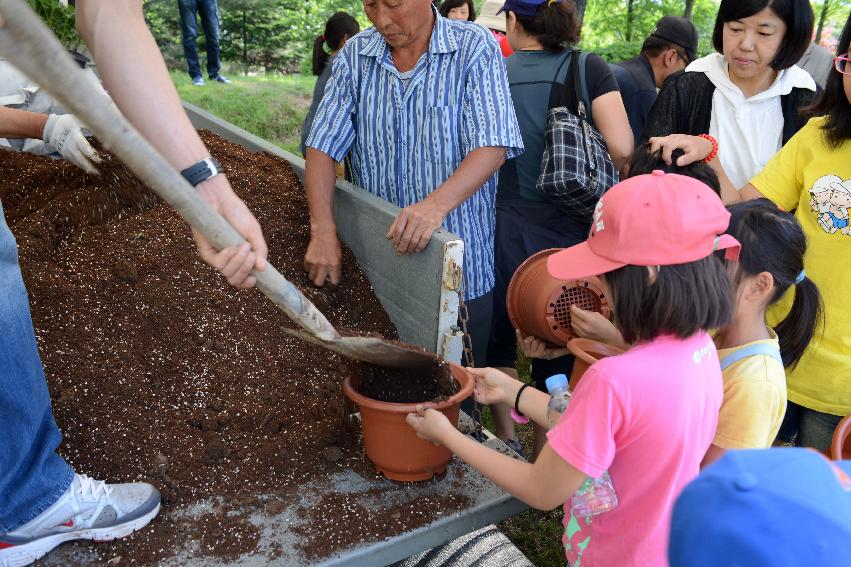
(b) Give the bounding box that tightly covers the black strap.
[565,50,598,182]
[546,49,574,110]
[180,157,223,187]
[569,49,591,126]
[546,49,593,126]
[514,383,531,417]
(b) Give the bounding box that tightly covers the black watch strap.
[180,157,223,187]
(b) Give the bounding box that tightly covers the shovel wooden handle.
[0,0,340,341]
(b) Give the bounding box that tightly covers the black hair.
[712,0,813,71]
[807,10,851,149]
[628,145,721,195]
[725,199,824,368]
[642,35,688,62]
[512,0,581,52]
[312,12,360,76]
[439,0,476,21]
[604,257,733,345]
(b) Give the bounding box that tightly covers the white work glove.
[41,114,101,174]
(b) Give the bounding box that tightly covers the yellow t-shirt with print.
[751,116,851,416]
[714,330,787,449]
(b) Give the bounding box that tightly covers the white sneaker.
[0,474,160,567]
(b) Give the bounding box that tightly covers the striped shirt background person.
[306,11,524,300]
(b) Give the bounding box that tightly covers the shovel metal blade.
[283,328,440,369]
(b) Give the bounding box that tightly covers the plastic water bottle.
[545,373,571,429]
[544,374,618,518]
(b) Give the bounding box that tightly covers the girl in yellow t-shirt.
[702,201,823,467]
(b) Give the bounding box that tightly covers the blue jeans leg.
[797,406,844,453]
[198,0,222,79]
[0,201,73,534]
[178,0,202,80]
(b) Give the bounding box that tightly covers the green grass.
[172,71,316,156]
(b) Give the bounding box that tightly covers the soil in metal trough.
[0,132,468,564]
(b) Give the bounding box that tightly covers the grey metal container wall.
[183,102,463,359]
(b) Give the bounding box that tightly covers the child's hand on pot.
[517,330,569,360]
[406,406,453,445]
[469,367,514,405]
[570,306,624,346]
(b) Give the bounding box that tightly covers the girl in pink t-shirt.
[407,172,737,566]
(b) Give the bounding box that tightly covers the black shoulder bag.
[536,49,620,224]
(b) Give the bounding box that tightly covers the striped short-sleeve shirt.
[306,14,524,300]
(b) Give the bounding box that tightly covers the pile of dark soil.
[0,133,469,564]
[355,359,459,404]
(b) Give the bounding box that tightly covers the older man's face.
[363,0,434,49]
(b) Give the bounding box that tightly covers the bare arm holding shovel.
[74,0,267,289]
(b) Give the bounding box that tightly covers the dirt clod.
[323,446,343,463]
[112,260,138,283]
[266,499,286,515]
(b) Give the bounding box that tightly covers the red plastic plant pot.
[567,338,625,390]
[507,249,610,347]
[342,362,475,482]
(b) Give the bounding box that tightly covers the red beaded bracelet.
[698,133,719,163]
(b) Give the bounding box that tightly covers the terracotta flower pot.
[343,362,475,482]
[567,338,625,390]
[507,249,610,347]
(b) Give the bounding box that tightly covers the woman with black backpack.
[486,0,632,459]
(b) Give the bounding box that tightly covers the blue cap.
[544,373,568,393]
[669,448,851,567]
[497,0,559,18]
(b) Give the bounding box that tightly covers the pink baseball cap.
[548,171,740,280]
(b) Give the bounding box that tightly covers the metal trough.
[42,103,528,566]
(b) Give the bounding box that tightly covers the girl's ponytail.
[312,35,329,77]
[313,12,360,77]
[725,200,824,369]
[775,275,824,368]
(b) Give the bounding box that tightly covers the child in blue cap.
[670,448,851,566]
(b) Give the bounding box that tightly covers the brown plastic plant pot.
[342,362,475,482]
[567,338,625,390]
[507,248,611,347]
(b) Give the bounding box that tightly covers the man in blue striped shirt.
[304,0,523,370]
[306,0,523,444]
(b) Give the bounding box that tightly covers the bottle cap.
[545,373,568,394]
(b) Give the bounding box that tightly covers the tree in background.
[574,0,588,21]
[581,0,719,61]
[143,0,365,75]
[814,1,851,44]
[26,0,81,51]
[138,0,849,75]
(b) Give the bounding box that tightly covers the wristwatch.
[180,157,224,187]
